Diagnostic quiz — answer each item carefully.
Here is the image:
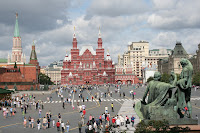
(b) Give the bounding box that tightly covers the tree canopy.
[192,71,200,86]
[38,73,53,85]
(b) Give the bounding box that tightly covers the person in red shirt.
[106,115,110,125]
[112,117,116,125]
[56,121,60,131]
[83,109,86,116]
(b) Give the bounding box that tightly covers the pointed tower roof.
[30,40,37,60]
[106,49,111,60]
[14,13,20,37]
[172,42,188,58]
[98,26,101,38]
[97,27,103,49]
[73,26,76,38]
[64,50,68,61]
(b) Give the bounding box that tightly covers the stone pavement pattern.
[113,100,140,133]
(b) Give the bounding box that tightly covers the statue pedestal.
[168,118,198,125]
[139,103,198,125]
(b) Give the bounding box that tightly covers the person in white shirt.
[116,118,121,127]
[94,121,98,132]
[119,115,125,126]
[52,119,55,128]
[89,124,93,131]
[61,121,65,133]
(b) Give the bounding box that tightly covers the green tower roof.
[30,41,37,60]
[172,42,188,57]
[14,13,20,37]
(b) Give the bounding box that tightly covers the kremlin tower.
[8,13,25,64]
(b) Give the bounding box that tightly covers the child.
[24,117,27,128]
[52,119,55,128]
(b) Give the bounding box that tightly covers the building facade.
[189,44,200,73]
[115,64,140,84]
[61,29,115,85]
[118,41,172,80]
[43,60,63,85]
[149,48,172,56]
[158,42,189,74]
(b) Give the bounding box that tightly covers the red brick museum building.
[61,29,115,85]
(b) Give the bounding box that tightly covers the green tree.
[147,76,154,83]
[5,84,8,89]
[30,85,34,91]
[14,62,17,68]
[135,120,190,133]
[14,83,18,91]
[192,71,200,86]
[161,73,171,83]
[38,73,53,85]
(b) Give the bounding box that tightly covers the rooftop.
[0,58,8,63]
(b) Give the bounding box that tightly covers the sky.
[0,0,200,66]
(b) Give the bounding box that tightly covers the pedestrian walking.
[61,121,65,133]
[131,115,135,127]
[66,120,70,133]
[10,107,13,116]
[111,103,114,112]
[24,117,27,128]
[37,119,40,130]
[38,108,42,118]
[78,120,82,133]
[31,117,34,128]
[56,121,60,131]
[53,119,55,128]
[22,110,25,120]
[43,117,47,129]
[62,101,65,109]
[28,116,31,128]
[81,115,84,124]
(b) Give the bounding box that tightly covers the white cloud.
[152,0,177,9]
[148,0,200,29]
[85,0,149,18]
[151,32,177,49]
[56,20,63,25]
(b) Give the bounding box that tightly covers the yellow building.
[118,41,171,79]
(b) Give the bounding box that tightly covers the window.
[99,63,102,68]
[80,75,82,80]
[86,63,89,68]
[104,79,106,83]
[74,77,76,81]
[99,77,102,81]
[74,63,76,69]
[93,75,95,80]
